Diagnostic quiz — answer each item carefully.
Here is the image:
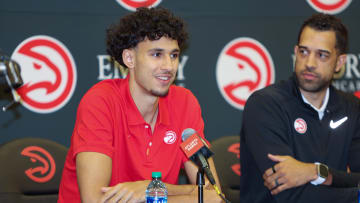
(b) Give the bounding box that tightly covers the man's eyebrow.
[298,45,308,49]
[148,48,180,53]
[298,45,331,54]
[317,49,331,54]
[148,48,164,52]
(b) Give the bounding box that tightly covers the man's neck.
[299,88,328,109]
[129,80,159,126]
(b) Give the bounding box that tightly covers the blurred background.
[1,0,359,146]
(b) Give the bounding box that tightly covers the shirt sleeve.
[71,86,115,159]
[180,89,208,165]
[330,168,360,188]
[242,91,358,203]
[348,103,360,172]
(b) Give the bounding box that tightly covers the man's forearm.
[167,184,222,203]
[166,184,196,196]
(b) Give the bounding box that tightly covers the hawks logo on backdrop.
[306,0,352,14]
[11,35,77,113]
[115,0,162,11]
[216,37,275,110]
[228,142,240,176]
[21,146,56,183]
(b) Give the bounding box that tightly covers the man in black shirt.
[240,13,360,202]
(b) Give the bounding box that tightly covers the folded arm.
[243,93,358,202]
[76,152,223,203]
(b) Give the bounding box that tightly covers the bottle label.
[146,197,167,203]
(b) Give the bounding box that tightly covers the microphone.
[180,128,216,185]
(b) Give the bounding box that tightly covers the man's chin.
[151,89,169,97]
[299,82,328,93]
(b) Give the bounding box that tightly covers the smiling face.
[124,37,180,98]
[294,26,346,94]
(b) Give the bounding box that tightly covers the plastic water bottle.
[146,172,168,203]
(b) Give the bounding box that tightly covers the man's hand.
[263,154,317,195]
[100,180,150,203]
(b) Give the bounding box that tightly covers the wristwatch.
[310,162,329,185]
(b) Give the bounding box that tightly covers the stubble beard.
[151,89,170,97]
[150,77,174,97]
[295,69,331,93]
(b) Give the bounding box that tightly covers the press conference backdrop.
[1,0,360,147]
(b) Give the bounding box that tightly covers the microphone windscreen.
[181,128,196,141]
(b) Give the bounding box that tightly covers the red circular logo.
[216,37,275,110]
[164,130,177,144]
[228,143,240,176]
[115,0,162,11]
[307,0,352,14]
[294,118,307,134]
[21,146,56,183]
[12,35,77,113]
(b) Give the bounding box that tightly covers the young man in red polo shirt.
[58,7,223,203]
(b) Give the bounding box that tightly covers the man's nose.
[305,53,317,70]
[161,55,176,70]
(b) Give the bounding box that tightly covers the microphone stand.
[196,168,205,203]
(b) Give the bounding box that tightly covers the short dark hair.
[297,13,348,54]
[106,7,188,67]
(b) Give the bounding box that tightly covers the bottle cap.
[152,172,162,178]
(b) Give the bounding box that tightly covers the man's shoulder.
[166,85,200,109]
[249,79,293,104]
[168,85,195,100]
[332,87,360,107]
[85,79,124,97]
[79,79,125,107]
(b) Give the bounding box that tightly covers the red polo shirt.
[58,76,207,202]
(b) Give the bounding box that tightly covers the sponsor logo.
[97,55,128,80]
[228,142,240,176]
[332,54,360,98]
[216,37,275,110]
[21,146,56,183]
[180,133,203,158]
[330,116,348,129]
[115,0,162,11]
[294,118,307,134]
[306,0,352,14]
[12,35,77,113]
[184,137,198,151]
[164,130,177,144]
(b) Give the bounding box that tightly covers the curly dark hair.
[297,13,348,55]
[106,7,188,68]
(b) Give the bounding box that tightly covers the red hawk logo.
[21,146,56,183]
[216,37,275,110]
[306,0,352,14]
[11,35,77,113]
[228,143,240,176]
[115,0,162,11]
[294,118,307,134]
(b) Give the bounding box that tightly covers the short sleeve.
[71,86,115,159]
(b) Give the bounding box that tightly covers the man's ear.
[294,45,299,55]
[335,54,347,73]
[122,49,135,69]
